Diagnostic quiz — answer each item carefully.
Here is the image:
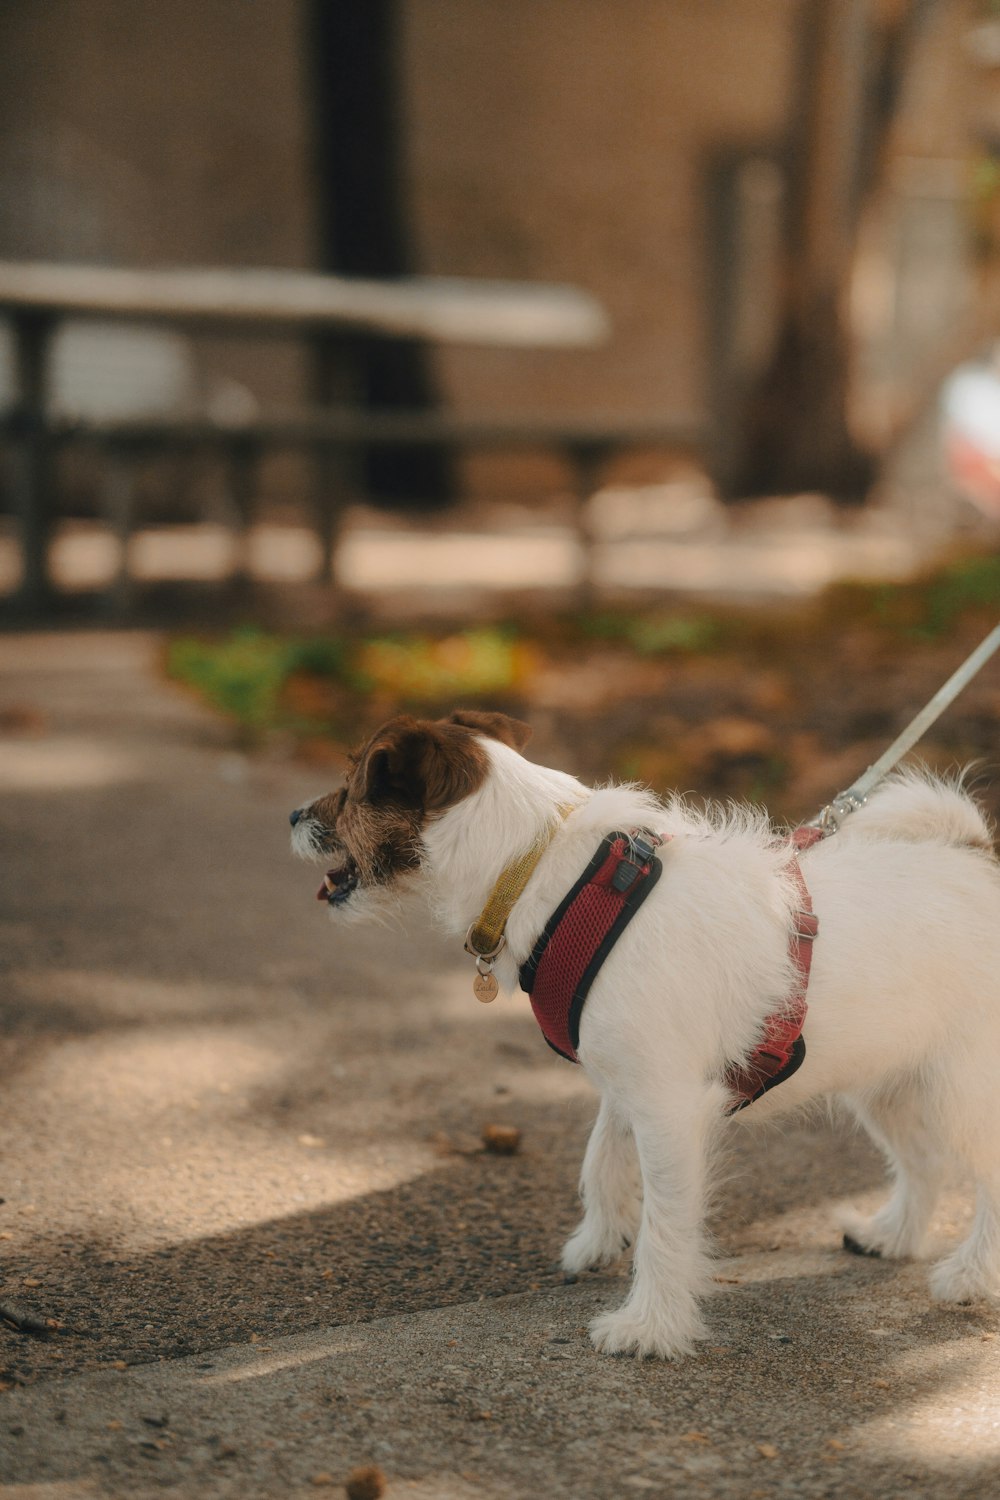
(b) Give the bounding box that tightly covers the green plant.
[167,625,526,731]
[167,629,295,726]
[352,628,523,701]
[579,611,722,656]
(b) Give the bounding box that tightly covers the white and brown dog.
[290,708,1000,1359]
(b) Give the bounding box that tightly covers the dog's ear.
[358,717,488,811]
[444,709,532,752]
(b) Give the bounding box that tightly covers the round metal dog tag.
[473,971,499,1003]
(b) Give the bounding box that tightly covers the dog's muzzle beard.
[290,811,330,861]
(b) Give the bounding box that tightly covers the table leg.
[10,312,55,612]
[566,440,610,611]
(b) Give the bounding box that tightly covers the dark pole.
[306,0,453,509]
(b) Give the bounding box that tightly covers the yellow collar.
[464,807,573,964]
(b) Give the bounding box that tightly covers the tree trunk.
[730,0,937,502]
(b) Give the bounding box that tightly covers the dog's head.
[289,709,532,917]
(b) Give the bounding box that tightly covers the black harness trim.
[519,831,663,1061]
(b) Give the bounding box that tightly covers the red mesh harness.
[518,825,821,1114]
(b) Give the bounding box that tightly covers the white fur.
[415,742,1000,1358]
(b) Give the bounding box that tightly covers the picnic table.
[0,260,702,610]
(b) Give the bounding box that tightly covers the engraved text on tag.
[474,971,499,1003]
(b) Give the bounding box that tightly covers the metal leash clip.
[810,789,868,835]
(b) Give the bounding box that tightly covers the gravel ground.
[1,629,999,1498]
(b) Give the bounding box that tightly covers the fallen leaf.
[345,1466,386,1500]
[757,1442,780,1460]
[0,705,47,735]
[482,1123,521,1155]
[1,1303,56,1336]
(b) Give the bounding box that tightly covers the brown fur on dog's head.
[290,710,531,909]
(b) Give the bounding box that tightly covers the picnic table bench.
[0,260,705,609]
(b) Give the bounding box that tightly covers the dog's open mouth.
[317,860,359,906]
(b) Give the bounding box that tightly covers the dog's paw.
[843,1232,882,1259]
[561,1219,632,1275]
[840,1207,921,1261]
[928,1256,999,1305]
[589,1301,706,1361]
[840,1209,889,1259]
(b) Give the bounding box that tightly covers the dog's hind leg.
[589,1082,724,1359]
[926,1064,1000,1302]
[929,1173,1000,1303]
[561,1095,641,1274]
[841,1084,944,1260]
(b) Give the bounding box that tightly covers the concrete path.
[1,632,998,1498]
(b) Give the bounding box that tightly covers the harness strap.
[519,830,664,1062]
[723,825,822,1112]
[518,823,821,1114]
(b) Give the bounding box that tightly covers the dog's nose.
[289,808,303,828]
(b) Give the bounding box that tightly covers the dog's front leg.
[562,1095,641,1274]
[590,1083,723,1359]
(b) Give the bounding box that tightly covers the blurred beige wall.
[0,0,313,268]
[0,0,314,409]
[0,1,987,476]
[404,0,798,424]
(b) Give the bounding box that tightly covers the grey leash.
[811,620,1000,834]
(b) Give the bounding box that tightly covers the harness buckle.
[610,832,663,893]
[793,909,819,941]
[611,859,643,893]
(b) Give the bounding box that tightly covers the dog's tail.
[838,767,994,851]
